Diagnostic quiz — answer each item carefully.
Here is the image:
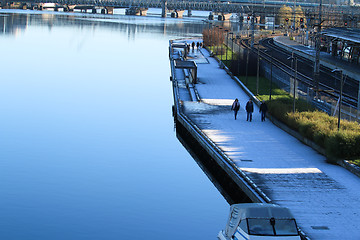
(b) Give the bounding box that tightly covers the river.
[0,9,231,240]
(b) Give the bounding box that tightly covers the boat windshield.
[247,218,298,236]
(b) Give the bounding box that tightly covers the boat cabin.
[218,203,301,240]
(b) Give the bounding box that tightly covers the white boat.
[218,203,301,240]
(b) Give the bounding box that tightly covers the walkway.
[171,39,360,240]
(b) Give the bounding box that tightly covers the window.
[247,218,298,236]
[274,219,298,236]
[238,219,248,234]
[248,219,274,235]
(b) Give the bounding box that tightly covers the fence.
[223,37,360,122]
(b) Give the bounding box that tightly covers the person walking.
[245,99,254,122]
[231,98,240,120]
[259,100,268,122]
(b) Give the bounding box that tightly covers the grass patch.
[349,159,360,167]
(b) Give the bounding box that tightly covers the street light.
[288,54,298,113]
[209,22,213,51]
[215,26,220,56]
[264,49,273,101]
[256,43,260,95]
[236,35,241,76]
[229,32,234,62]
[219,27,223,61]
[332,69,343,131]
[225,29,229,62]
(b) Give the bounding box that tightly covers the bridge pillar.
[187,9,192,17]
[218,13,232,21]
[161,0,167,18]
[208,13,214,20]
[140,9,148,16]
[106,7,113,15]
[171,10,184,18]
[92,8,96,14]
[126,7,148,16]
[101,8,106,14]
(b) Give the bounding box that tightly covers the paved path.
[173,40,360,240]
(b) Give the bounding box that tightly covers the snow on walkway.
[177,43,360,240]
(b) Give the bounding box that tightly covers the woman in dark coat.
[231,98,240,120]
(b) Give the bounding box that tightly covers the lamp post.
[225,29,229,62]
[219,27,223,61]
[215,26,218,55]
[332,69,343,131]
[230,32,234,62]
[236,35,241,76]
[256,43,260,95]
[245,45,249,86]
[209,22,213,53]
[264,50,273,101]
[270,60,273,101]
[272,7,275,34]
[288,54,298,113]
[291,0,297,38]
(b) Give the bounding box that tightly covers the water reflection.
[0,10,229,240]
[0,9,249,39]
[0,10,211,38]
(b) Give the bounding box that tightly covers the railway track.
[256,38,359,108]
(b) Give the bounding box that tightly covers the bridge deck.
[170,39,360,240]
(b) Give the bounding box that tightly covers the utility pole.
[291,0,297,38]
[332,69,343,130]
[251,15,255,48]
[245,47,249,86]
[313,0,322,98]
[161,0,167,18]
[256,43,260,95]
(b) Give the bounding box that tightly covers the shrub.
[325,131,360,162]
[235,69,360,164]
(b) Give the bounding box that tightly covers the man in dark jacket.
[259,100,268,122]
[245,99,254,122]
[231,98,240,120]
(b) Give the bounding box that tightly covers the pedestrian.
[245,99,254,122]
[259,100,268,122]
[191,41,195,50]
[231,98,240,120]
[196,42,200,49]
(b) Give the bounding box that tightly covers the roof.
[174,59,197,69]
[225,203,295,237]
[321,27,360,44]
[231,203,295,219]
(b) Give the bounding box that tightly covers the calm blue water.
[0,10,228,240]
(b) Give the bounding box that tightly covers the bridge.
[2,0,360,23]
